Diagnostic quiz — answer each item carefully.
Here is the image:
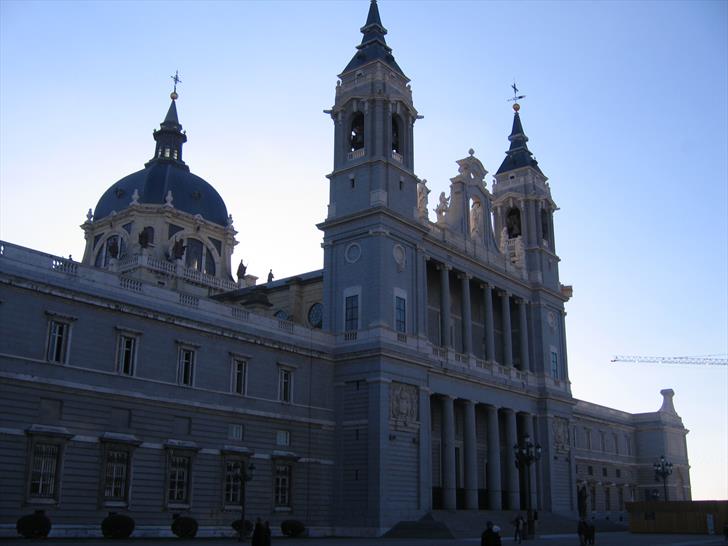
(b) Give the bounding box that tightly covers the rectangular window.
[618,488,624,510]
[585,429,592,450]
[168,455,190,503]
[224,459,242,505]
[278,368,292,403]
[625,435,632,456]
[600,431,606,451]
[228,424,244,441]
[602,467,608,477]
[395,296,406,333]
[276,430,290,447]
[613,433,619,455]
[103,450,130,501]
[605,487,611,510]
[47,320,70,363]
[550,351,558,378]
[231,358,247,395]
[274,464,292,507]
[345,294,359,331]
[29,443,59,498]
[178,348,195,386]
[590,486,596,511]
[116,335,137,376]
[587,465,593,476]
[616,468,621,478]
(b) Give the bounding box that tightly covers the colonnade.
[424,258,532,372]
[426,394,540,512]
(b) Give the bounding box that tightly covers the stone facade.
[0,1,689,538]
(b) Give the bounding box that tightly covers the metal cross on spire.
[508,81,526,103]
[171,70,182,93]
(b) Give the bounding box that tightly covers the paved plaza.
[3,533,726,546]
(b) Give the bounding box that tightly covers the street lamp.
[236,461,255,542]
[513,436,542,539]
[653,455,672,502]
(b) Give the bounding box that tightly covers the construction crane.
[610,355,728,366]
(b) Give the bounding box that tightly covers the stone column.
[419,388,432,511]
[439,265,451,348]
[464,400,478,509]
[486,405,502,510]
[500,291,513,367]
[535,201,543,244]
[517,299,531,372]
[442,395,456,510]
[484,284,496,362]
[367,378,390,516]
[460,274,472,355]
[504,408,520,510]
[416,249,428,338]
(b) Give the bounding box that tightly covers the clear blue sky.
[1,0,726,500]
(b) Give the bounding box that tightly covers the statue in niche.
[435,191,450,221]
[172,239,186,260]
[107,238,119,259]
[417,179,430,217]
[237,260,247,279]
[390,382,418,423]
[470,200,483,237]
[514,236,525,267]
[499,227,509,253]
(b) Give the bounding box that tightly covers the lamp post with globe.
[653,455,673,502]
[513,436,542,539]
[235,462,255,542]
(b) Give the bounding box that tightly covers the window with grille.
[168,455,190,503]
[550,351,559,378]
[395,296,406,333]
[178,348,195,386]
[345,294,359,331]
[29,443,59,498]
[224,459,242,505]
[278,368,292,403]
[47,320,70,363]
[116,335,137,376]
[231,359,246,395]
[274,464,292,507]
[104,450,130,501]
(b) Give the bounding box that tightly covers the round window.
[307,303,323,329]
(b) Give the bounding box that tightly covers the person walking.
[251,518,264,546]
[577,519,588,546]
[481,520,502,546]
[512,514,524,544]
[263,520,272,546]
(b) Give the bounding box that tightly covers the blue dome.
[94,161,228,226]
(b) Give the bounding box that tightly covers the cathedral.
[0,1,691,538]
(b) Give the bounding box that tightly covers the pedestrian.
[264,520,272,546]
[586,522,596,545]
[481,520,502,546]
[512,514,524,544]
[577,518,588,546]
[251,517,264,546]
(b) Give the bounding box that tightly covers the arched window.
[349,112,364,151]
[391,115,401,154]
[95,235,126,268]
[506,207,522,238]
[183,238,216,276]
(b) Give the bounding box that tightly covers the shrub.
[231,519,253,537]
[281,519,306,537]
[16,510,52,539]
[101,512,135,539]
[171,515,198,538]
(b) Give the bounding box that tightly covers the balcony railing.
[347,148,365,160]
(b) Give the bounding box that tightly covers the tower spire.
[342,0,405,76]
[496,100,542,175]
[146,73,188,168]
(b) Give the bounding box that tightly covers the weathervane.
[507,81,526,111]
[170,70,182,100]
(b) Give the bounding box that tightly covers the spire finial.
[170,70,182,101]
[508,81,526,112]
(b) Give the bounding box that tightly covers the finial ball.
[170,91,179,101]
[513,103,520,112]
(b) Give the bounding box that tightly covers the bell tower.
[492,101,560,290]
[325,0,420,221]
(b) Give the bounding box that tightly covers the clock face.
[308,303,323,329]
